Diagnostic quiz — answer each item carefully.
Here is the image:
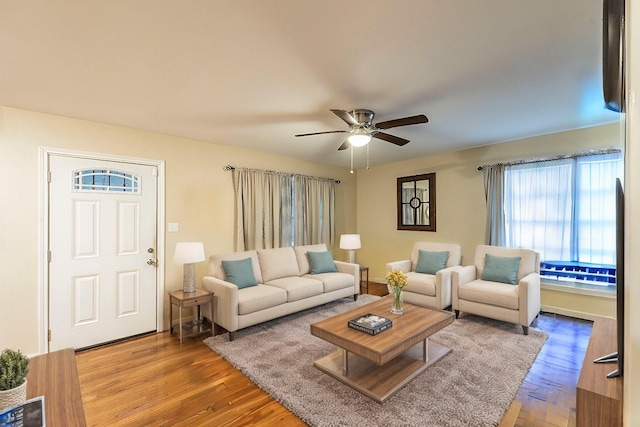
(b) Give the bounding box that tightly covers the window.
[233,168,335,250]
[503,153,623,286]
[74,169,140,193]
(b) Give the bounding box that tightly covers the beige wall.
[0,106,630,403]
[0,107,357,355]
[356,123,622,318]
[0,105,636,419]
[540,287,615,319]
[625,1,640,421]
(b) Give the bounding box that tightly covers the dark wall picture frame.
[397,173,436,231]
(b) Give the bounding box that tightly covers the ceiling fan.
[295,109,429,150]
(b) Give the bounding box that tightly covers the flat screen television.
[593,178,624,378]
[603,0,625,112]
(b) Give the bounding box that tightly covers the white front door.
[48,155,158,351]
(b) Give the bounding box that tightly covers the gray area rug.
[204,295,547,427]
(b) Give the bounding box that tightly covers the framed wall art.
[397,173,436,231]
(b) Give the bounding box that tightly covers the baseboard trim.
[540,304,606,321]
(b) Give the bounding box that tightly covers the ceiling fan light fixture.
[347,129,371,147]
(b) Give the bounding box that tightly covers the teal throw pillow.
[415,250,449,275]
[221,258,258,289]
[481,253,521,285]
[306,251,338,274]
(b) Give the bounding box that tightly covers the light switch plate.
[168,223,179,232]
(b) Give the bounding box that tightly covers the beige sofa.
[385,242,462,310]
[202,244,359,340]
[452,245,540,334]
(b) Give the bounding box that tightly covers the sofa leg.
[354,294,358,301]
[454,310,460,319]
[229,331,235,341]
[522,325,529,335]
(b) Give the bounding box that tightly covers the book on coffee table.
[0,395,45,427]
[348,313,392,335]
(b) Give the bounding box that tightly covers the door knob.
[147,258,157,266]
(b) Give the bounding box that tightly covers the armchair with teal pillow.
[386,242,462,310]
[452,245,540,335]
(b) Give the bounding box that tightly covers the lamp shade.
[173,242,205,264]
[339,234,361,250]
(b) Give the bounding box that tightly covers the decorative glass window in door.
[73,169,140,193]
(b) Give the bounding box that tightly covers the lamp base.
[347,250,356,264]
[183,263,196,293]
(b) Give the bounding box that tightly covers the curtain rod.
[476,148,622,171]
[224,165,341,184]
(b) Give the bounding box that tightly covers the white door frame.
[38,146,166,354]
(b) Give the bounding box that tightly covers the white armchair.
[452,245,540,335]
[386,242,462,310]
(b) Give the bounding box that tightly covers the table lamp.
[174,242,205,293]
[339,234,361,264]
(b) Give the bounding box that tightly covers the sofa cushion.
[304,272,354,293]
[264,277,323,302]
[458,279,519,310]
[210,250,263,284]
[257,247,301,282]
[403,271,437,296]
[415,250,449,275]
[306,251,338,274]
[294,244,328,275]
[481,253,521,285]
[221,258,257,289]
[237,284,287,315]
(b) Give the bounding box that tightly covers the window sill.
[541,280,616,298]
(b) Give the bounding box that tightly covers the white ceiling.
[0,0,621,169]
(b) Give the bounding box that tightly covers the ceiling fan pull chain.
[350,146,354,174]
[366,144,370,170]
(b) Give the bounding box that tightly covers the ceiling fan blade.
[295,130,348,137]
[373,132,410,146]
[374,114,428,130]
[330,109,359,126]
[337,140,350,151]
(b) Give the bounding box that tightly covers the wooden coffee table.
[310,297,454,403]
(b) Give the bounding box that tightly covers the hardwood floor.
[75,282,592,426]
[498,311,592,427]
[76,331,304,426]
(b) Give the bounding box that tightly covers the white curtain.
[504,159,573,261]
[502,154,622,264]
[310,176,335,245]
[233,169,283,251]
[291,175,335,246]
[575,154,624,264]
[233,168,335,250]
[280,174,294,248]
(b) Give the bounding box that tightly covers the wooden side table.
[359,266,369,294]
[169,288,214,345]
